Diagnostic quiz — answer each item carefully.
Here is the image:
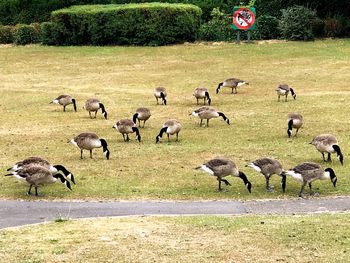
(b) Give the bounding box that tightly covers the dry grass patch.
[0,40,350,199]
[0,213,349,262]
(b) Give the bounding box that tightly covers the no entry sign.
[232,6,256,31]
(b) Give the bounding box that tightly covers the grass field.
[0,213,349,262]
[0,39,350,200]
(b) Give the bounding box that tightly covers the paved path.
[0,196,349,229]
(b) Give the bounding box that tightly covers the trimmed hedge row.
[0,0,111,25]
[111,0,238,22]
[0,23,41,44]
[43,3,202,46]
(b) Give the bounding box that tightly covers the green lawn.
[0,214,349,262]
[0,40,350,200]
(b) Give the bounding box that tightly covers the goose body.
[133,107,151,128]
[113,119,141,142]
[154,87,167,105]
[276,84,296,101]
[5,164,72,196]
[247,157,285,192]
[287,113,303,138]
[216,78,249,94]
[191,106,230,127]
[196,157,252,192]
[193,87,211,105]
[84,98,108,119]
[284,162,337,197]
[70,132,110,159]
[310,134,343,165]
[156,119,182,143]
[7,156,75,184]
[50,94,77,112]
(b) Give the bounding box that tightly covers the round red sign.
[233,8,255,30]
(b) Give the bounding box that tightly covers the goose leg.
[142,120,146,128]
[167,134,170,142]
[156,98,159,104]
[321,152,326,162]
[27,185,33,195]
[327,153,332,162]
[206,119,209,127]
[299,181,307,198]
[308,183,314,195]
[196,98,199,105]
[89,111,92,119]
[234,87,237,94]
[94,111,97,119]
[295,128,299,137]
[80,149,83,159]
[278,95,280,102]
[266,176,273,192]
[35,187,38,196]
[231,87,234,94]
[285,95,288,102]
[126,134,130,142]
[176,132,179,142]
[90,150,93,159]
[218,178,222,191]
[63,105,66,112]
[200,119,203,127]
[221,179,231,186]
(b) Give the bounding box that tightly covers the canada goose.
[284,162,337,197]
[70,132,110,160]
[5,164,72,196]
[193,87,211,105]
[287,113,303,138]
[246,157,286,192]
[113,119,141,142]
[191,106,230,127]
[196,157,252,192]
[310,134,343,165]
[84,98,108,119]
[7,156,75,184]
[216,78,249,94]
[154,87,167,105]
[156,119,182,143]
[133,107,151,128]
[50,94,77,112]
[276,84,296,102]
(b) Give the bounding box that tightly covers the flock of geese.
[5,78,342,197]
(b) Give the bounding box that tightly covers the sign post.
[231,6,256,44]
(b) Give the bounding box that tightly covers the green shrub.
[0,0,112,25]
[44,3,202,46]
[13,24,41,44]
[310,17,325,38]
[41,22,68,45]
[199,8,232,41]
[279,5,316,41]
[111,0,239,22]
[253,15,279,40]
[0,25,15,43]
[324,15,348,38]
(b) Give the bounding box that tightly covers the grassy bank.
[0,40,349,199]
[0,213,349,262]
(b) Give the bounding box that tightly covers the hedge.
[0,25,14,43]
[111,0,239,22]
[279,5,316,41]
[44,3,202,46]
[0,0,111,25]
[13,24,41,44]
